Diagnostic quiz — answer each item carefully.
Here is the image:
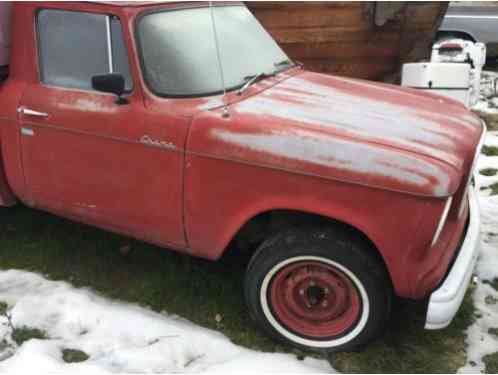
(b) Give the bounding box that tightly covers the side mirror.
[92,73,128,105]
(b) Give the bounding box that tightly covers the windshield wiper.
[274,59,294,69]
[237,72,273,96]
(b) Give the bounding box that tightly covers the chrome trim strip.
[106,16,113,73]
[459,120,486,217]
[431,196,453,246]
[22,120,180,154]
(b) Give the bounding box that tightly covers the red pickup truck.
[0,1,486,352]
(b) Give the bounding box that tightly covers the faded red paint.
[0,1,484,300]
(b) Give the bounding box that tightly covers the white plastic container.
[401,62,471,107]
[0,2,12,68]
[430,39,486,107]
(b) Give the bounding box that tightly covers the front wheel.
[244,227,392,352]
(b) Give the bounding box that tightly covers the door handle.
[17,106,49,118]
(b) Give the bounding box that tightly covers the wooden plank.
[246,1,448,81]
[301,59,398,80]
[247,6,366,29]
[281,42,399,60]
[267,26,401,44]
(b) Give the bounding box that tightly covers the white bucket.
[0,2,12,67]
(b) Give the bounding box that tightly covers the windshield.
[137,5,291,97]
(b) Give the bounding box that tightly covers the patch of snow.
[459,130,498,373]
[472,99,498,115]
[0,270,332,373]
[460,281,498,374]
[483,131,498,148]
[472,71,498,115]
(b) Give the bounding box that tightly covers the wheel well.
[227,210,390,281]
[435,30,476,43]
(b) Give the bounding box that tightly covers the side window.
[37,10,132,91]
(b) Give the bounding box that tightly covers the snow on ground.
[0,270,332,373]
[473,72,498,131]
[479,71,498,102]
[473,99,498,116]
[459,114,498,372]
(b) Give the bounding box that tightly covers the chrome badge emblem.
[140,135,176,150]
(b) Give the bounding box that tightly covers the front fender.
[184,151,434,298]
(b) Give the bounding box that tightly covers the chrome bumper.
[425,186,481,330]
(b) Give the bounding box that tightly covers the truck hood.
[191,71,484,197]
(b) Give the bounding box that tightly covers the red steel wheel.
[268,260,362,339]
[259,256,370,348]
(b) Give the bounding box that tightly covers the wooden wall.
[246,2,449,82]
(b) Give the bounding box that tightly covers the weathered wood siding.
[246,2,448,82]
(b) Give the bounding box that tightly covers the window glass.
[137,5,289,97]
[138,7,219,97]
[111,16,132,91]
[38,10,132,91]
[38,10,109,90]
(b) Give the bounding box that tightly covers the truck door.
[18,9,187,248]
